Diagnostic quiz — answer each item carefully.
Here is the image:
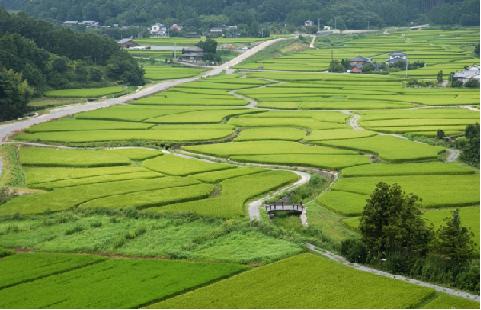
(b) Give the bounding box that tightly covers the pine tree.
[360,182,432,260]
[434,209,475,268]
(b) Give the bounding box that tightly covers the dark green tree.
[437,70,444,83]
[0,68,31,121]
[360,182,432,261]
[433,209,475,269]
[328,60,345,73]
[460,123,480,166]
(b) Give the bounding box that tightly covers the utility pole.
[405,56,409,79]
[318,18,320,33]
[334,17,337,30]
[368,20,370,30]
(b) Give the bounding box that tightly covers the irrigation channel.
[0,37,478,302]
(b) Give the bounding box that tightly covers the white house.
[150,23,167,37]
[79,20,99,27]
[453,66,480,84]
[387,51,407,65]
[323,25,331,31]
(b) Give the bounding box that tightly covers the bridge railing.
[264,203,305,213]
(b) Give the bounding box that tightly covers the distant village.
[62,19,480,85]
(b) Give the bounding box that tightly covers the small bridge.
[265,202,305,216]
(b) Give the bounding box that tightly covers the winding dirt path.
[306,243,480,302]
[248,171,310,223]
[446,149,461,162]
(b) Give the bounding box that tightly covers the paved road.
[0,38,285,143]
[306,243,480,302]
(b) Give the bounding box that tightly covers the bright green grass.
[333,174,480,208]
[153,253,437,309]
[306,129,377,141]
[192,166,266,183]
[26,119,153,132]
[44,86,127,98]
[235,127,307,141]
[184,140,359,158]
[190,231,302,263]
[20,147,132,167]
[144,65,204,80]
[74,105,180,122]
[0,212,302,263]
[143,154,233,176]
[0,254,245,309]
[319,135,445,161]
[78,183,214,210]
[33,171,162,189]
[230,154,371,170]
[0,253,104,289]
[421,292,481,309]
[152,170,298,218]
[229,117,348,130]
[0,177,197,216]
[317,190,368,216]
[341,162,477,177]
[16,128,234,144]
[239,110,348,123]
[146,109,253,123]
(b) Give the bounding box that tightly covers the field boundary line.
[135,267,248,309]
[0,257,105,291]
[306,243,480,302]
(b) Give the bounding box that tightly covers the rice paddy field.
[44,86,131,98]
[0,28,479,309]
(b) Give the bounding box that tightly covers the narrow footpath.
[307,243,480,302]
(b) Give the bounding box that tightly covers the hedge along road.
[0,37,286,143]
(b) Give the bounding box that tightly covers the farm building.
[208,27,224,38]
[453,65,480,84]
[305,20,314,27]
[349,56,372,73]
[117,38,139,49]
[387,51,407,65]
[178,46,205,63]
[150,23,167,37]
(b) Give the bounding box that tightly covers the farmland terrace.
[0,29,479,309]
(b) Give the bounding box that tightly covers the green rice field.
[0,28,479,309]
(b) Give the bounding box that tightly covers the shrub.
[340,239,367,263]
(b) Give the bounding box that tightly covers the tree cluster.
[0,8,144,121]
[1,0,479,31]
[458,123,480,167]
[197,38,221,63]
[341,182,478,292]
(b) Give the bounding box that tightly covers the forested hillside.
[0,8,144,121]
[2,0,479,29]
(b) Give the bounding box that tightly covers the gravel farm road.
[0,38,285,143]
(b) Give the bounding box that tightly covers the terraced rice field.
[152,253,479,309]
[0,253,245,308]
[44,86,129,98]
[0,28,479,309]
